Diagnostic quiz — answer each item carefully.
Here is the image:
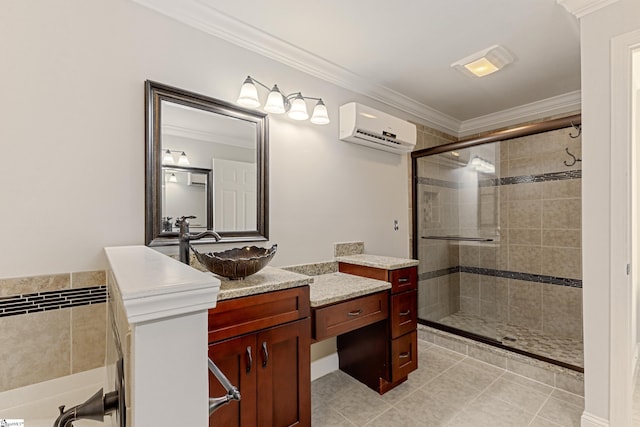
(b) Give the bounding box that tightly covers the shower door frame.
[411,114,582,372]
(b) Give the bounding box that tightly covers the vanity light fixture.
[451,45,514,78]
[470,156,495,174]
[237,76,330,124]
[168,173,177,183]
[162,149,190,166]
[178,151,190,166]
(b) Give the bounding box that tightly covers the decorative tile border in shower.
[417,169,581,189]
[0,286,107,318]
[419,266,582,288]
[416,176,460,188]
[479,170,582,187]
[419,266,461,280]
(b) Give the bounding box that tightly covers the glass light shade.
[264,85,286,114]
[237,77,260,108]
[288,94,309,121]
[310,100,330,125]
[464,57,499,77]
[169,173,177,183]
[178,151,190,166]
[163,149,174,164]
[451,45,513,78]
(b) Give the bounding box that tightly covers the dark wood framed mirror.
[145,80,269,246]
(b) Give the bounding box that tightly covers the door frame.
[609,28,640,427]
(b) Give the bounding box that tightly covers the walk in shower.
[412,116,583,371]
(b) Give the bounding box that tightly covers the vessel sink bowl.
[191,244,277,280]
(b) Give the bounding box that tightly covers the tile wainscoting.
[0,271,107,392]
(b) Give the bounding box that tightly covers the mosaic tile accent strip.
[417,169,581,189]
[419,266,461,280]
[419,266,582,288]
[416,176,460,188]
[0,286,106,318]
[479,170,582,187]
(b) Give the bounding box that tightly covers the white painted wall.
[633,53,640,356]
[580,0,640,423]
[0,0,417,279]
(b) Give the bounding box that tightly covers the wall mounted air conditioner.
[339,102,417,154]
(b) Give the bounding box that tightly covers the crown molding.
[131,0,460,135]
[458,90,582,137]
[557,0,620,18]
[134,0,582,138]
[162,124,254,149]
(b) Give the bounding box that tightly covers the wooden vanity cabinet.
[337,263,418,394]
[208,287,311,427]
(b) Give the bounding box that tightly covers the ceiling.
[135,0,582,135]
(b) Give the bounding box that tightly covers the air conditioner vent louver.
[340,103,416,154]
[355,129,401,145]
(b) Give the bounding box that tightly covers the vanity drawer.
[390,290,417,339]
[390,267,417,294]
[313,291,388,341]
[391,330,418,382]
[208,286,310,343]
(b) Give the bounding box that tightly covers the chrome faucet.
[53,388,118,427]
[176,216,222,265]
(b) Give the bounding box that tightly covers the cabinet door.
[257,318,311,427]
[209,334,257,427]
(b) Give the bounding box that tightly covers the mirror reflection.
[145,81,268,246]
[161,165,212,232]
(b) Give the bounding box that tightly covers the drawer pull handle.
[399,352,410,359]
[398,278,410,283]
[246,346,252,373]
[399,310,411,316]
[261,342,269,367]
[347,309,363,317]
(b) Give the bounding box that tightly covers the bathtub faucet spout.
[54,388,119,427]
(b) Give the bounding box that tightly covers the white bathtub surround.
[0,367,105,427]
[105,246,220,427]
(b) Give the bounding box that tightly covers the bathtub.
[0,368,107,427]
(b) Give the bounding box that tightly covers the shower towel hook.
[564,147,582,167]
[569,121,582,138]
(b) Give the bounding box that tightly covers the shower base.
[435,312,583,369]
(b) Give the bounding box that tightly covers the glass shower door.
[415,142,503,343]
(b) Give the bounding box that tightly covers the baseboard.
[311,352,339,381]
[581,411,609,427]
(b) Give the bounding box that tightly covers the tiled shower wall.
[415,122,583,341]
[0,271,107,391]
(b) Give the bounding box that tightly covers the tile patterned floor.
[312,340,584,426]
[435,312,584,368]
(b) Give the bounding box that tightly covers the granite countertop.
[213,266,312,301]
[309,272,391,307]
[335,254,419,270]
